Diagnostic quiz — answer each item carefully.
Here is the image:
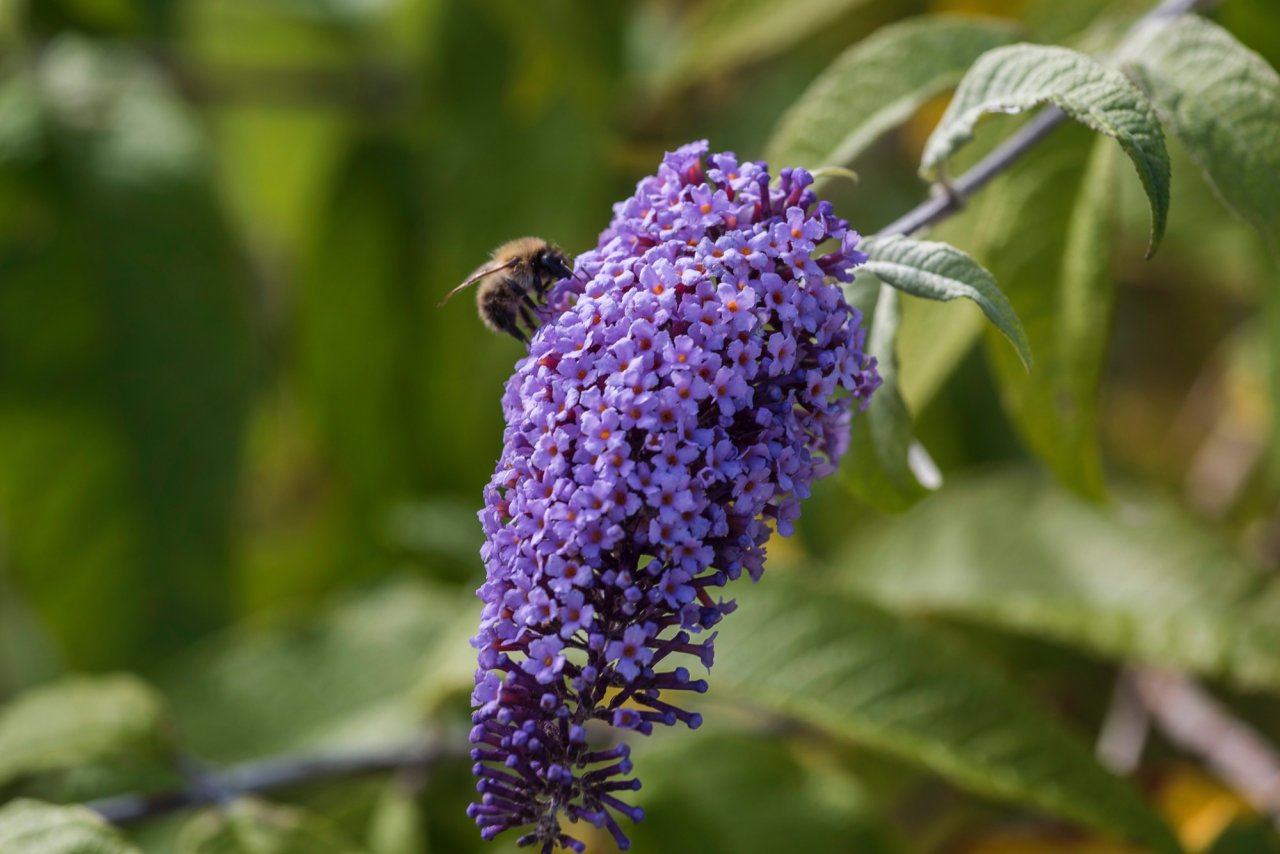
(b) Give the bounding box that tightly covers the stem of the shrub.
[86,734,464,826]
[877,0,1214,239]
[1133,669,1280,828]
[878,107,1068,238]
[1097,669,1151,774]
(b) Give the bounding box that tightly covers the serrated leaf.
[654,0,872,91]
[766,15,1020,171]
[921,43,1169,253]
[841,279,928,512]
[836,468,1280,695]
[0,674,171,786]
[714,578,1181,853]
[1124,15,1280,255]
[0,800,142,854]
[977,128,1117,499]
[862,234,1032,371]
[176,799,363,854]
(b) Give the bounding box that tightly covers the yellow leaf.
[1156,766,1253,853]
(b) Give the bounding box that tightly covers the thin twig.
[877,0,1212,239]
[86,734,465,826]
[1133,669,1280,829]
[879,107,1068,237]
[1097,668,1151,775]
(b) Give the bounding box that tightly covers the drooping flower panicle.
[468,141,880,852]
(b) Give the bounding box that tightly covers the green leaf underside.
[0,674,170,786]
[921,43,1169,253]
[1125,15,1280,254]
[714,578,1180,853]
[766,15,1020,170]
[656,0,873,91]
[0,800,141,854]
[836,468,1280,695]
[980,129,1117,499]
[861,235,1032,371]
[841,279,927,512]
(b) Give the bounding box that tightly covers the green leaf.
[766,15,1019,171]
[841,279,929,512]
[628,728,898,854]
[921,43,1170,253]
[0,800,141,854]
[176,800,363,854]
[714,577,1180,853]
[861,235,1032,371]
[654,0,873,91]
[1124,15,1280,255]
[836,467,1280,695]
[0,674,171,786]
[757,15,1018,171]
[156,578,473,762]
[978,128,1118,499]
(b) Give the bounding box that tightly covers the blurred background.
[0,0,1278,851]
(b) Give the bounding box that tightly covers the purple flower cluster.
[468,141,880,852]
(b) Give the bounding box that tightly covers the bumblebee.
[439,237,574,343]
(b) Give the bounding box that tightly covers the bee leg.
[500,318,529,344]
[490,303,529,344]
[503,278,541,315]
[518,303,540,338]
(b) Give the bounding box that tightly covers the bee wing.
[438,257,520,306]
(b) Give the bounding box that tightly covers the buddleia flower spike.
[467,140,881,852]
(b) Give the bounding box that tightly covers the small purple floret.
[469,140,880,852]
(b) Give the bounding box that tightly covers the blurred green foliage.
[0,0,1279,852]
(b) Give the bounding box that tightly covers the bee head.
[536,247,574,282]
